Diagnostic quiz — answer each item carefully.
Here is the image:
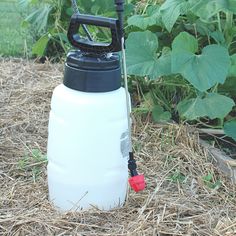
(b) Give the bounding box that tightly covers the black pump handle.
[68,14,121,54]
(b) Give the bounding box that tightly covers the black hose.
[114,0,125,38]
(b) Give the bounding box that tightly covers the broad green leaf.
[225,0,236,13]
[32,34,50,56]
[124,4,135,17]
[224,120,236,141]
[190,0,223,21]
[160,0,190,32]
[128,6,161,30]
[210,31,226,45]
[155,47,172,78]
[172,32,198,53]
[228,54,236,77]
[152,105,171,122]
[190,0,236,21]
[177,93,235,120]
[90,0,115,15]
[126,31,157,76]
[126,31,172,79]
[172,33,230,91]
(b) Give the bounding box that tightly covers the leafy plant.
[18,149,47,182]
[19,0,74,58]
[168,170,186,183]
[202,173,221,190]
[152,105,171,123]
[19,0,135,58]
[18,0,236,140]
[224,120,236,141]
[126,31,172,78]
[126,0,236,140]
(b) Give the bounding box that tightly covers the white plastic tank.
[47,51,130,211]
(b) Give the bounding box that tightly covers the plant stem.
[196,119,222,129]
[198,128,225,135]
[225,12,234,48]
[217,12,222,32]
[150,88,171,112]
[218,118,224,127]
[211,83,218,93]
[142,0,150,15]
[156,82,191,88]
[225,12,233,31]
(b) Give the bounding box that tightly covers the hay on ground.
[1,59,236,236]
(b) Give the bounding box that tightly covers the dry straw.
[1,59,236,236]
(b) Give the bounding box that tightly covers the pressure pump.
[47,0,145,211]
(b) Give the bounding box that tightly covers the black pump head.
[67,14,122,54]
[63,51,121,92]
[67,0,126,54]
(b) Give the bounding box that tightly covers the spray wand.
[114,0,145,192]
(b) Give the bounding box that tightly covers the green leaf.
[190,0,223,22]
[21,20,30,28]
[177,93,235,120]
[224,120,236,141]
[225,0,236,13]
[52,32,69,44]
[190,0,236,21]
[19,0,30,8]
[126,31,172,79]
[160,0,190,32]
[32,34,50,56]
[185,19,215,36]
[128,5,161,30]
[172,33,230,91]
[124,4,135,17]
[168,170,186,183]
[210,31,226,45]
[66,7,73,16]
[203,173,213,182]
[25,4,52,33]
[228,54,236,77]
[172,32,198,53]
[202,173,221,189]
[152,105,171,123]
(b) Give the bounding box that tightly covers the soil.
[1,59,236,236]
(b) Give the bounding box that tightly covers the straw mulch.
[1,59,236,236]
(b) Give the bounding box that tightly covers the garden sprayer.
[47,0,145,211]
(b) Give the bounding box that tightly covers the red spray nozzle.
[128,174,146,192]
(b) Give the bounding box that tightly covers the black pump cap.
[63,50,121,92]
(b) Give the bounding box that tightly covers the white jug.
[47,51,130,211]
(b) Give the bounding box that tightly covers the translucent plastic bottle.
[47,51,130,211]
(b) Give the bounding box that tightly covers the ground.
[1,59,236,235]
[0,0,32,56]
